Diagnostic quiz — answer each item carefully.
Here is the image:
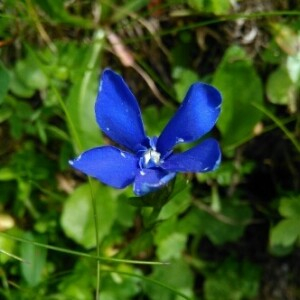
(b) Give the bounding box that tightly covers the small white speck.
[203,167,209,171]
[73,154,82,162]
[69,160,74,165]
[99,80,103,92]
[140,170,146,176]
[176,137,184,143]
[106,127,110,131]
[120,152,126,158]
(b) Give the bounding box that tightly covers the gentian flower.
[69,69,222,196]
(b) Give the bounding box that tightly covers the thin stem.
[0,232,168,265]
[252,102,300,152]
[88,178,101,300]
[102,269,192,300]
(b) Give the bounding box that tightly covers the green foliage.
[100,266,142,300]
[32,0,93,27]
[213,46,263,147]
[188,0,232,15]
[20,232,47,287]
[195,200,252,245]
[61,183,117,249]
[173,67,200,102]
[270,195,300,252]
[0,1,299,299]
[66,30,105,151]
[144,259,194,300]
[0,61,10,104]
[266,66,296,105]
[204,259,261,300]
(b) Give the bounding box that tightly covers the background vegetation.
[0,0,299,299]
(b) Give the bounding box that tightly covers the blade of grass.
[223,116,297,151]
[252,102,300,152]
[0,249,27,263]
[49,33,105,298]
[103,269,192,300]
[119,10,300,46]
[0,232,168,266]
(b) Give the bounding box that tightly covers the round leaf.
[61,183,117,249]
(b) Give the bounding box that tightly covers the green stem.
[0,232,167,265]
[124,10,300,45]
[103,269,192,300]
[252,102,300,152]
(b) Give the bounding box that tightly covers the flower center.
[141,148,161,168]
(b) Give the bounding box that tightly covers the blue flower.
[69,69,222,196]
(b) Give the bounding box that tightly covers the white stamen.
[150,150,161,164]
[142,148,161,168]
[143,150,151,165]
[120,152,126,158]
[140,170,146,176]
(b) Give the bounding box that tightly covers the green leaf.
[266,66,296,105]
[111,0,148,22]
[177,208,203,235]
[154,215,187,261]
[20,232,47,287]
[0,234,15,264]
[210,0,232,14]
[0,61,10,104]
[61,182,117,249]
[15,55,48,90]
[154,218,182,261]
[144,259,194,300]
[287,53,300,83]
[33,0,93,28]
[213,46,263,147]
[66,30,105,151]
[204,259,261,300]
[173,67,200,102]
[270,219,300,247]
[115,195,136,228]
[156,233,187,261]
[279,195,300,218]
[197,200,252,245]
[58,259,94,300]
[188,0,231,15]
[0,105,12,123]
[0,167,16,181]
[9,70,35,98]
[187,0,205,12]
[100,266,142,300]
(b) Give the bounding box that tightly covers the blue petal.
[133,168,176,196]
[95,69,147,152]
[160,138,221,172]
[156,83,222,155]
[69,146,138,189]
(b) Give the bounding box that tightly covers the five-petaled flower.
[69,69,222,196]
